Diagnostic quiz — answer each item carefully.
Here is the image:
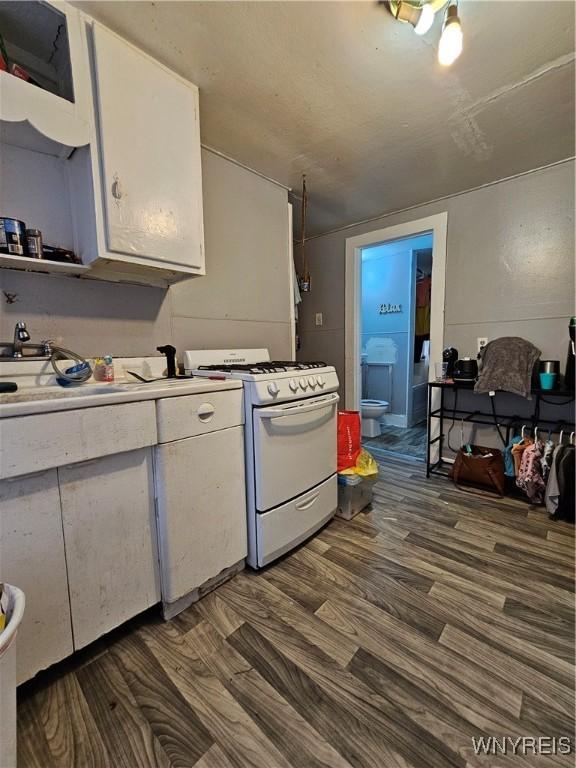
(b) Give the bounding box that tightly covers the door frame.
[344,212,448,412]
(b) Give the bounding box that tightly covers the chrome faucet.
[0,322,52,360]
[12,322,30,358]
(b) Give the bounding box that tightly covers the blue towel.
[504,435,522,477]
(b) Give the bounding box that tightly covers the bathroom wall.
[298,160,575,405]
[0,149,293,361]
[361,244,413,419]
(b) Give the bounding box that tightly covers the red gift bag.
[337,410,362,472]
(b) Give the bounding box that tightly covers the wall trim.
[201,144,291,191]
[345,213,448,459]
[307,156,575,242]
[288,202,297,359]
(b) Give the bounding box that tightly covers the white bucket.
[0,585,26,768]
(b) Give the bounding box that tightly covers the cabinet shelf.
[0,253,89,276]
[0,71,89,156]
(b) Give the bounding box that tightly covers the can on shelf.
[25,229,43,259]
[0,217,27,257]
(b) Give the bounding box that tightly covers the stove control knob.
[316,375,325,387]
[308,376,316,388]
[267,382,280,396]
[289,378,298,392]
[299,377,308,390]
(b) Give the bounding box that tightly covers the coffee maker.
[565,316,575,390]
[442,347,458,378]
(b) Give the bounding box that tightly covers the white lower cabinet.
[58,448,160,649]
[155,426,247,614]
[0,470,74,685]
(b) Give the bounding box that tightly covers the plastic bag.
[337,410,361,471]
[339,449,379,477]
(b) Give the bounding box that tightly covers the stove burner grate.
[198,360,327,374]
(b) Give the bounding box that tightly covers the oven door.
[252,391,339,512]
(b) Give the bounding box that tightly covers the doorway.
[344,213,447,461]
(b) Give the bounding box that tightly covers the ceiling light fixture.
[393,1,435,35]
[387,0,464,66]
[438,2,463,66]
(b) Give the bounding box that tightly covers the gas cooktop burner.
[198,360,328,374]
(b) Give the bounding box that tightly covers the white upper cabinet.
[87,22,205,275]
[0,2,205,285]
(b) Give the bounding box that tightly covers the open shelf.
[0,1,90,155]
[0,253,89,276]
[0,71,89,156]
[0,1,74,101]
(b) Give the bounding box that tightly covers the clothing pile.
[414,274,431,363]
[545,443,575,522]
[504,431,575,520]
[476,337,541,399]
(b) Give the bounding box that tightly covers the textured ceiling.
[75,1,575,236]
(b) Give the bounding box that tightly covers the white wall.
[297,160,575,403]
[0,149,293,361]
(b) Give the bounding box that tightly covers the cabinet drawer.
[0,401,157,480]
[156,390,243,443]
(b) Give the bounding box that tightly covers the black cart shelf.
[426,382,575,479]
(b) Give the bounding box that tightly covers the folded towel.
[475,337,540,399]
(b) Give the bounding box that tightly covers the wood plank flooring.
[18,456,575,767]
[363,422,428,460]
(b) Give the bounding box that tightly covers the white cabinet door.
[155,426,247,606]
[59,448,160,649]
[0,470,73,684]
[90,22,204,272]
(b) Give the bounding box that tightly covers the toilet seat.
[361,399,389,407]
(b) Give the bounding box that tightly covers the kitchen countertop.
[0,356,243,417]
[0,378,242,417]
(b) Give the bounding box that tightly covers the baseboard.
[381,414,407,428]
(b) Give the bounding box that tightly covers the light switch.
[315,313,323,327]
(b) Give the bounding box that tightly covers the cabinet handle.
[197,403,215,422]
[111,179,123,199]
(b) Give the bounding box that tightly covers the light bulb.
[438,5,463,66]
[414,3,434,35]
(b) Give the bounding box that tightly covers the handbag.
[449,421,506,496]
[450,445,506,496]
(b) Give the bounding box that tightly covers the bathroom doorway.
[344,213,447,461]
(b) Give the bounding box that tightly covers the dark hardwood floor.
[18,457,575,767]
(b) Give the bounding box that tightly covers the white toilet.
[361,338,396,438]
[360,399,390,437]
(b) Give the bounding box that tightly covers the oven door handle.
[257,392,339,419]
[295,492,320,511]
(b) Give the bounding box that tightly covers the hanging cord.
[489,394,508,447]
[539,395,574,406]
[50,346,92,383]
[446,387,460,452]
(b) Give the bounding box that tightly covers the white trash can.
[0,584,25,768]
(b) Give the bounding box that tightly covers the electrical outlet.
[315,312,323,327]
[477,337,488,354]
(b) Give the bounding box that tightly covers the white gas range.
[183,349,340,568]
